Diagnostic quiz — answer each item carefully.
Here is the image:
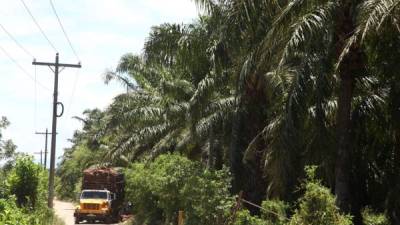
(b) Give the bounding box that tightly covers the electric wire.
[66,68,80,117]
[19,0,58,53]
[0,44,51,92]
[49,0,80,61]
[49,0,82,117]
[0,23,35,59]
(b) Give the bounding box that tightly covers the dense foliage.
[288,167,353,225]
[233,167,353,225]
[7,157,41,207]
[56,0,400,224]
[0,156,62,225]
[125,154,233,225]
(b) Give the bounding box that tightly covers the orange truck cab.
[74,190,114,224]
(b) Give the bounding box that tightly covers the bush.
[6,156,41,208]
[0,157,57,225]
[288,166,353,225]
[229,199,288,225]
[125,154,233,225]
[362,207,389,225]
[233,209,267,225]
[260,200,288,225]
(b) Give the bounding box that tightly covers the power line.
[66,68,80,116]
[0,44,51,92]
[49,0,80,61]
[49,0,82,116]
[19,0,58,53]
[0,23,35,59]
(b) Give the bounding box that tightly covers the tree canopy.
[57,1,400,224]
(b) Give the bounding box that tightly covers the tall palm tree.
[257,0,400,217]
[102,20,237,165]
[195,0,400,215]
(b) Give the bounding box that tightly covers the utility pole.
[35,128,54,169]
[33,150,43,166]
[33,53,81,208]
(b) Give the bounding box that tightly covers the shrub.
[0,157,55,225]
[6,156,41,208]
[233,209,267,225]
[125,154,233,225]
[288,166,353,225]
[362,207,389,225]
[181,167,233,225]
[260,200,289,225]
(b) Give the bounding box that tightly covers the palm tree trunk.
[387,83,400,224]
[334,0,363,213]
[229,107,244,193]
[335,72,354,212]
[207,126,215,169]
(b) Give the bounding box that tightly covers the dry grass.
[51,215,66,225]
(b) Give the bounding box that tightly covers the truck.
[74,167,125,224]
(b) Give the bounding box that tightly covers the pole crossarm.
[33,61,81,68]
[35,131,57,135]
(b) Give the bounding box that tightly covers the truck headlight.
[101,202,108,209]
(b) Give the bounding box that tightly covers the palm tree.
[257,0,400,217]
[195,0,400,215]
[55,0,400,222]
[102,20,235,164]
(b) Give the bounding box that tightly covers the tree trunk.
[335,73,354,212]
[334,0,364,213]
[387,83,400,224]
[229,107,245,193]
[207,126,216,169]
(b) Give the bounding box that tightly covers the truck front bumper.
[74,210,111,221]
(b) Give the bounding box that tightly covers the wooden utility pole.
[33,53,81,208]
[35,128,53,169]
[33,150,44,166]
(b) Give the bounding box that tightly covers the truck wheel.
[105,217,112,224]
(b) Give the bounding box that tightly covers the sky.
[0,0,199,166]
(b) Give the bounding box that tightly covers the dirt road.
[53,200,120,225]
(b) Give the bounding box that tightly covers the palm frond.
[279,1,337,67]
[160,78,195,99]
[196,111,231,138]
[205,96,236,114]
[190,76,216,104]
[192,0,218,14]
[358,0,400,42]
[273,0,306,27]
[335,30,360,72]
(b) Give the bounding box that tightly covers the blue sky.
[0,0,198,165]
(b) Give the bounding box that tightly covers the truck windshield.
[81,191,108,199]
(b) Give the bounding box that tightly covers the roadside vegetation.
[19,0,400,224]
[0,156,63,225]
[0,118,64,225]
